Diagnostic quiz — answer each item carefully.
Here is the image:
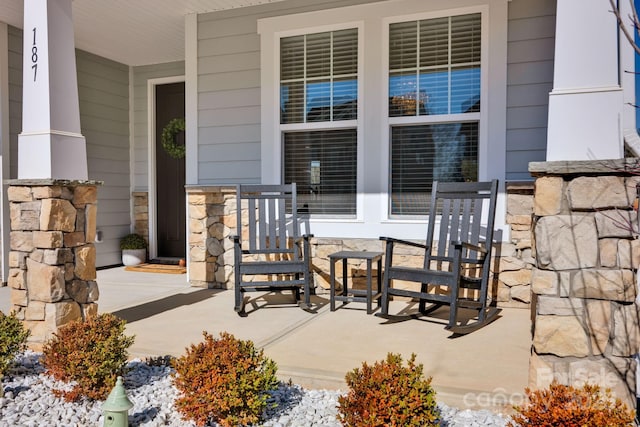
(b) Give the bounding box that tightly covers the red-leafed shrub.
[42,313,134,402]
[172,331,279,427]
[338,352,438,427]
[510,381,635,426]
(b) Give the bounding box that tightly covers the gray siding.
[506,0,556,180]
[197,0,376,184]
[5,26,20,283]
[8,25,21,179]
[76,50,130,267]
[132,61,185,190]
[199,0,556,184]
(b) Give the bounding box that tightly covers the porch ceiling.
[0,0,287,66]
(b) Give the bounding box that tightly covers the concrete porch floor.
[0,266,532,412]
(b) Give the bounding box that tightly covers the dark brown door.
[155,82,186,259]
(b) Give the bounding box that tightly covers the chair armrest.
[380,236,429,250]
[452,241,487,254]
[230,235,240,242]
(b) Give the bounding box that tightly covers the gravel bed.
[0,351,510,426]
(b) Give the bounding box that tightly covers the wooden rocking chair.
[231,184,314,315]
[378,180,499,334]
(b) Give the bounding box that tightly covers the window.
[389,13,481,216]
[260,1,505,236]
[284,130,357,215]
[391,123,478,215]
[280,28,358,216]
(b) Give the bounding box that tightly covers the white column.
[619,0,640,155]
[18,0,88,180]
[184,13,198,283]
[546,0,624,161]
[0,23,10,284]
[185,13,198,186]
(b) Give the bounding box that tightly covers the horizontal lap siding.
[197,0,375,185]
[76,50,130,266]
[197,14,260,185]
[506,0,556,180]
[5,25,20,279]
[131,61,185,190]
[8,26,21,179]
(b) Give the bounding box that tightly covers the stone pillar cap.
[6,179,103,186]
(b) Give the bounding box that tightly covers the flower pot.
[122,249,146,266]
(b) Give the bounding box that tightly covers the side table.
[329,251,383,314]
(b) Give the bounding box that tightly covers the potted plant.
[120,233,147,266]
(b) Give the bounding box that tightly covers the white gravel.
[0,351,510,426]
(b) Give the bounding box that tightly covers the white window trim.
[259,0,507,240]
[382,6,489,220]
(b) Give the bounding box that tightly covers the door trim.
[147,75,185,260]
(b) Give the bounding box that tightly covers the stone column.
[8,180,100,349]
[186,186,236,288]
[529,159,640,409]
[132,192,149,242]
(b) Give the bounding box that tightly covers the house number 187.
[31,27,38,82]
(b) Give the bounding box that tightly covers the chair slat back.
[236,184,299,255]
[425,180,498,269]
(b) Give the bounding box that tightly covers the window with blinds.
[389,14,481,116]
[281,29,358,124]
[389,13,481,216]
[280,28,358,216]
[284,130,357,216]
[391,123,478,215]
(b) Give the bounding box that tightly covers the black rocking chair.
[231,184,314,315]
[378,180,499,334]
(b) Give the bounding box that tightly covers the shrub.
[119,233,147,250]
[42,313,134,402]
[338,352,438,427]
[509,381,635,426]
[0,311,30,376]
[172,331,279,427]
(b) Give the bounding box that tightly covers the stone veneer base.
[529,159,640,409]
[185,184,533,309]
[8,179,101,349]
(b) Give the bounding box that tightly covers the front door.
[155,82,186,259]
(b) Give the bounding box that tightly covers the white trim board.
[0,23,9,283]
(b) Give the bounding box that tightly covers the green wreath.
[161,118,186,159]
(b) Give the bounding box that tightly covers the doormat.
[124,263,187,274]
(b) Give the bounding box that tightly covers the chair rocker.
[378,180,499,334]
[231,184,314,315]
